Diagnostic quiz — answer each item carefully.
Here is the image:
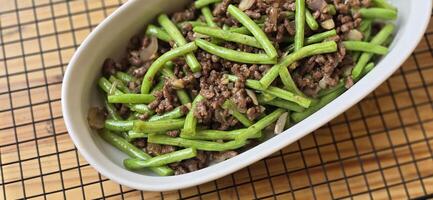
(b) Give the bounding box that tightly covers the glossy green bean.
[343,41,388,55]
[105,99,122,120]
[279,66,304,97]
[193,26,262,48]
[201,6,217,27]
[260,41,338,89]
[160,67,191,104]
[195,39,276,64]
[305,9,319,31]
[316,81,344,98]
[226,74,264,90]
[372,0,397,10]
[178,21,208,29]
[100,130,173,175]
[222,100,253,127]
[115,71,136,83]
[227,5,278,59]
[264,87,311,108]
[228,23,265,35]
[108,94,155,104]
[109,76,130,93]
[236,109,285,141]
[180,129,261,140]
[181,95,204,136]
[150,78,165,95]
[294,0,306,51]
[327,5,336,15]
[128,130,148,139]
[124,148,197,170]
[98,77,123,95]
[148,106,187,122]
[195,0,221,8]
[352,24,395,80]
[158,14,201,72]
[285,29,337,52]
[129,104,154,115]
[148,134,248,151]
[362,62,375,77]
[358,8,397,20]
[257,95,305,112]
[141,42,197,94]
[133,119,185,133]
[104,120,134,132]
[145,24,172,43]
[292,86,346,122]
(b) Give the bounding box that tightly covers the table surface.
[1,1,433,199]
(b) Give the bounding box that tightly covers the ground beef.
[148,83,179,114]
[211,151,238,161]
[171,4,196,23]
[132,138,146,149]
[146,143,176,156]
[166,130,180,137]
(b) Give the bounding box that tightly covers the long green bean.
[195,39,277,64]
[109,76,130,93]
[358,8,397,20]
[195,0,221,9]
[105,99,122,120]
[148,106,187,122]
[100,130,173,175]
[98,77,123,95]
[133,118,185,133]
[115,71,136,83]
[372,0,397,10]
[124,148,197,170]
[260,41,338,89]
[343,41,388,55]
[201,7,217,27]
[236,108,285,141]
[294,0,306,51]
[362,62,375,77]
[285,29,337,52]
[222,100,253,127]
[158,14,202,72]
[316,81,344,97]
[181,95,204,136]
[178,21,208,29]
[305,9,319,31]
[352,24,395,80]
[150,78,165,95]
[160,67,191,104]
[292,86,346,122]
[141,42,197,94]
[128,130,148,139]
[104,120,134,132]
[227,5,278,59]
[145,24,172,43]
[279,66,304,96]
[148,134,248,151]
[264,87,311,108]
[257,95,305,112]
[193,26,262,48]
[129,104,154,115]
[108,94,155,104]
[226,74,264,90]
[180,129,261,140]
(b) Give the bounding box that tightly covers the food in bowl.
[88,0,397,176]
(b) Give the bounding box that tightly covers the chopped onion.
[185,103,192,110]
[87,107,106,130]
[171,78,185,89]
[246,89,259,105]
[109,81,118,95]
[193,32,210,39]
[274,112,288,134]
[319,77,328,89]
[140,36,158,62]
[320,19,335,30]
[346,29,363,41]
[239,0,255,11]
[193,72,202,78]
[307,0,327,11]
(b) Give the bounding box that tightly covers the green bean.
[195,0,221,9]
[124,148,197,170]
[195,39,276,64]
[100,130,173,176]
[316,81,344,98]
[145,24,172,43]
[279,66,304,97]
[227,5,278,59]
[105,99,122,120]
[264,87,311,108]
[362,62,375,77]
[193,26,262,48]
[133,119,185,133]
[222,100,253,127]
[327,5,336,15]
[108,94,155,104]
[148,134,248,151]
[129,104,154,115]
[228,24,265,35]
[158,14,202,73]
[178,21,208,29]
[105,120,134,132]
[352,24,395,80]
[109,76,130,93]
[257,95,305,112]
[292,86,346,122]
[115,71,136,83]
[358,8,397,20]
[353,20,373,62]
[260,41,338,89]
[372,0,397,11]
[180,129,261,140]
[148,106,187,122]
[182,95,204,136]
[305,9,319,31]
[150,78,165,95]
[98,77,123,95]
[226,74,264,90]
[201,6,217,27]
[128,130,148,139]
[294,0,306,51]
[236,108,285,141]
[282,11,295,19]
[260,92,276,102]
[160,67,191,104]
[141,42,197,94]
[285,29,337,52]
[343,41,388,55]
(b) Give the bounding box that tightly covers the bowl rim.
[62,0,432,191]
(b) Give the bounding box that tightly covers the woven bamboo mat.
[1,1,433,199]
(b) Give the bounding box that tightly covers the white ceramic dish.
[62,0,432,191]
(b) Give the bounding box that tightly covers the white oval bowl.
[62,0,432,191]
